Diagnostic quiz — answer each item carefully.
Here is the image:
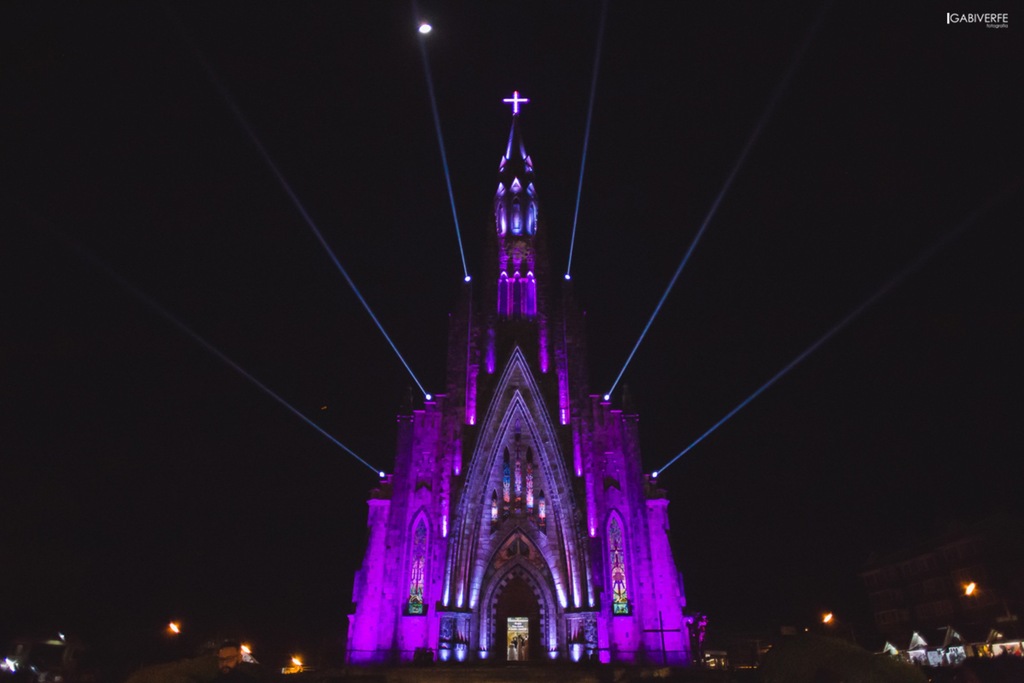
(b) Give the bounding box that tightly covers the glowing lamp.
[464,275,472,282]
[240,644,252,655]
[168,621,181,635]
[965,581,977,596]
[651,470,659,479]
[290,657,303,667]
[564,273,571,280]
[603,394,610,401]
[378,470,386,478]
[822,612,834,624]
[418,23,432,34]
[425,393,433,401]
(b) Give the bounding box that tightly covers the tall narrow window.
[408,519,427,614]
[525,460,534,511]
[511,199,522,235]
[491,491,498,524]
[609,517,629,614]
[515,273,525,318]
[524,272,536,316]
[498,272,509,316]
[514,455,522,500]
[502,452,511,504]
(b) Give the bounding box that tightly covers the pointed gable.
[462,346,574,523]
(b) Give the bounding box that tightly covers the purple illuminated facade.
[346,104,694,665]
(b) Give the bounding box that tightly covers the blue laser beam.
[166,7,430,400]
[414,3,470,281]
[605,0,832,399]
[655,189,1015,476]
[33,219,383,476]
[564,0,610,279]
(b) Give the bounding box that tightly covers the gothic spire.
[494,92,540,319]
[495,91,537,240]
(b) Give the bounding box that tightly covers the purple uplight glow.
[486,329,496,373]
[573,435,582,477]
[557,366,569,425]
[502,90,529,115]
[538,321,548,372]
[465,362,478,426]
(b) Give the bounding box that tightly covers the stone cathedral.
[346,97,695,666]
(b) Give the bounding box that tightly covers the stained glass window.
[491,491,498,523]
[408,520,427,614]
[609,517,629,614]
[526,461,534,511]
[514,456,522,499]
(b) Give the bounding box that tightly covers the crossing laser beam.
[605,0,831,399]
[564,0,610,279]
[166,8,430,399]
[34,220,382,476]
[414,3,470,281]
[655,189,1015,476]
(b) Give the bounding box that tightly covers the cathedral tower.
[346,95,694,665]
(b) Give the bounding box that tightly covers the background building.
[860,515,1024,657]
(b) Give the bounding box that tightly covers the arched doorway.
[494,573,541,662]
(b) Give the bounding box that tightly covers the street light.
[167,621,181,635]
[820,612,857,644]
[964,580,1015,622]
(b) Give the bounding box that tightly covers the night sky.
[2,1,1021,670]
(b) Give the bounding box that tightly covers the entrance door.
[495,574,540,661]
[507,617,529,661]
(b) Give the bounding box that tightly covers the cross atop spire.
[503,90,529,115]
